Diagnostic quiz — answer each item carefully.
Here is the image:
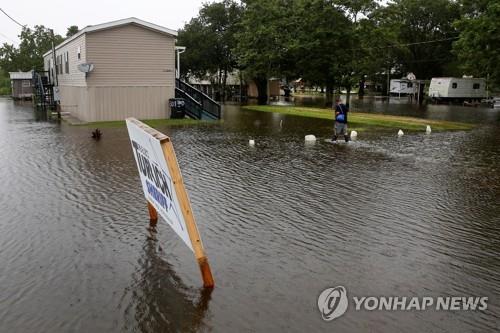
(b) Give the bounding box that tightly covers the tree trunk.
[346,86,351,109]
[325,82,334,108]
[255,78,268,105]
[358,77,365,97]
[222,69,228,103]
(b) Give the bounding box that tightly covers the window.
[452,83,457,89]
[22,80,31,87]
[77,46,81,60]
[65,51,69,74]
[57,55,62,75]
[407,82,413,88]
[473,83,480,89]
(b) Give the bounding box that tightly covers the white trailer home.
[428,77,486,102]
[389,79,417,96]
[43,18,177,122]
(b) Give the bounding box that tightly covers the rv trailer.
[389,79,417,96]
[428,77,486,102]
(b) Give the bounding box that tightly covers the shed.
[9,72,33,99]
[43,18,177,122]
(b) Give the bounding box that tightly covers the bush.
[0,70,11,96]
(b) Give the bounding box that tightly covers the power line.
[0,7,26,28]
[349,36,459,51]
[0,31,17,44]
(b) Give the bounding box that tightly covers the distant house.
[43,18,177,122]
[9,72,33,99]
[188,71,244,101]
[247,79,281,100]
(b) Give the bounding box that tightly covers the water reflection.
[122,239,211,332]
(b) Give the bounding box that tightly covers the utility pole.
[51,29,58,86]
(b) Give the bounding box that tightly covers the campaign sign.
[126,118,193,252]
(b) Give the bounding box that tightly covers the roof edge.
[43,17,177,57]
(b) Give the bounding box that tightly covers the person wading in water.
[333,98,349,142]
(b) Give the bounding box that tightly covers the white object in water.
[305,134,316,142]
[280,120,283,128]
[350,130,358,139]
[426,125,432,134]
[249,139,255,145]
[398,129,404,136]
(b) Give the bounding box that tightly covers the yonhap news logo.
[318,286,488,321]
[317,286,349,321]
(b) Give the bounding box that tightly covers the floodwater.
[1,96,499,332]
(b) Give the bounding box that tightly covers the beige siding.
[44,34,87,87]
[86,86,173,122]
[59,86,89,121]
[86,24,175,87]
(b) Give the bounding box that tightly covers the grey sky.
[1,0,208,46]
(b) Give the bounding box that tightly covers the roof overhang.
[43,17,177,57]
[9,71,32,80]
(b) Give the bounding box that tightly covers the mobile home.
[9,72,33,99]
[428,77,486,102]
[389,79,416,96]
[43,18,177,122]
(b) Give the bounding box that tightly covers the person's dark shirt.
[335,103,348,123]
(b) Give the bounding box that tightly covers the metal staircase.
[175,79,221,120]
[32,71,56,112]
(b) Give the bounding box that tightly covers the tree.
[291,0,352,105]
[66,25,79,37]
[453,1,500,89]
[0,25,64,72]
[235,0,296,104]
[0,43,20,72]
[336,0,379,99]
[373,0,460,80]
[177,0,243,101]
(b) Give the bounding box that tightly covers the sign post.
[126,118,214,288]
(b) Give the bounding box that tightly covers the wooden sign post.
[126,118,214,288]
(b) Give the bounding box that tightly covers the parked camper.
[389,79,416,96]
[428,77,486,102]
[9,72,33,100]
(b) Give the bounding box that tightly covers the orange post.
[147,201,158,228]
[161,138,215,288]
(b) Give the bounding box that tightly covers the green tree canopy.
[66,25,79,37]
[370,0,460,80]
[0,25,64,72]
[177,0,243,101]
[453,1,500,87]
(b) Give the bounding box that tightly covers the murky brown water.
[1,97,499,332]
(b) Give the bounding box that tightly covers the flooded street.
[1,97,499,332]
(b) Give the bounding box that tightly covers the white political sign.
[126,118,193,252]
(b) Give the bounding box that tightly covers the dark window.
[473,83,480,89]
[65,51,69,74]
[452,83,457,89]
[407,82,413,88]
[77,46,81,60]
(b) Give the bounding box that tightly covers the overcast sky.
[1,0,208,46]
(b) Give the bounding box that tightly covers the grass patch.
[242,105,474,132]
[74,118,220,128]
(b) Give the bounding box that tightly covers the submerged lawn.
[72,118,220,128]
[242,105,474,132]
